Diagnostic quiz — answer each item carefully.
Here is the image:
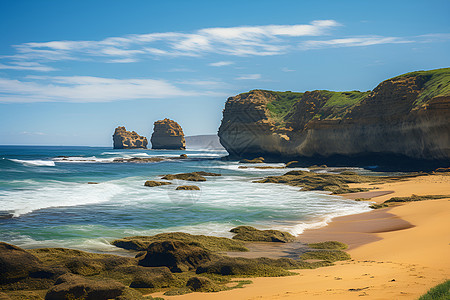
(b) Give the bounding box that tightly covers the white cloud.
[209,61,234,67]
[300,36,413,50]
[0,62,56,72]
[0,20,340,70]
[281,67,295,72]
[236,74,261,80]
[0,76,225,103]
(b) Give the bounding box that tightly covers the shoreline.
[151,173,450,299]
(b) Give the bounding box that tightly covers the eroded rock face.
[151,119,186,150]
[218,68,450,164]
[112,126,148,149]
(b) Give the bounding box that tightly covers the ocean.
[0,145,371,254]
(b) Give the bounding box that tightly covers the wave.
[1,180,124,217]
[9,159,55,167]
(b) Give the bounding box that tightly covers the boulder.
[161,173,206,182]
[113,126,148,149]
[179,154,188,159]
[124,266,173,288]
[138,241,212,272]
[230,226,295,243]
[151,119,186,150]
[176,185,200,190]
[144,180,172,187]
[0,242,42,284]
[45,273,125,300]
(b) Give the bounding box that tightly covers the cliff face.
[113,127,148,149]
[151,118,186,150]
[218,68,450,162]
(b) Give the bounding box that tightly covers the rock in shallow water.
[151,118,186,150]
[112,126,148,149]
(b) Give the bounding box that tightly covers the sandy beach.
[152,173,450,299]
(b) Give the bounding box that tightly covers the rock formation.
[151,119,186,150]
[218,68,450,167]
[112,126,148,149]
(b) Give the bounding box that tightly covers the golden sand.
[152,174,450,299]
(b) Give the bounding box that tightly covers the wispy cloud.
[236,74,261,80]
[0,62,56,72]
[1,20,340,70]
[281,67,295,72]
[209,61,234,67]
[299,36,413,50]
[0,76,225,103]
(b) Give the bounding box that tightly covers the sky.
[0,0,449,146]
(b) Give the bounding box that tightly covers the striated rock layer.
[218,68,450,167]
[112,126,148,149]
[151,118,186,150]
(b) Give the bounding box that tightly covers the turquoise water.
[0,146,370,253]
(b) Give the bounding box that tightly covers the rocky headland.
[112,127,148,149]
[151,119,186,150]
[218,68,450,169]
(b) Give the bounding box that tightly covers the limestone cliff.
[151,118,186,150]
[218,68,450,164]
[113,127,148,149]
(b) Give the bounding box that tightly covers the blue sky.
[0,0,449,146]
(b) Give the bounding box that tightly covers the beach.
[152,173,450,299]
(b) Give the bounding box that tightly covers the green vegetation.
[265,91,303,125]
[254,170,375,194]
[308,241,348,250]
[370,194,450,209]
[261,68,449,127]
[418,280,450,300]
[230,226,295,243]
[300,249,351,262]
[112,232,249,252]
[389,67,450,106]
[384,194,450,203]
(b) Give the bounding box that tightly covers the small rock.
[176,185,200,190]
[144,180,172,187]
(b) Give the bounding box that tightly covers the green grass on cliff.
[390,67,450,106]
[265,91,303,126]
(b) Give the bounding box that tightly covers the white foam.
[9,159,55,167]
[1,180,124,217]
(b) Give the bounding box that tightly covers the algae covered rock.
[230,226,295,243]
[162,172,206,182]
[0,242,41,284]
[186,276,222,292]
[144,180,172,187]
[151,118,186,150]
[239,157,265,164]
[176,185,200,190]
[138,241,213,272]
[45,273,125,300]
[111,232,248,252]
[126,266,173,288]
[113,126,148,149]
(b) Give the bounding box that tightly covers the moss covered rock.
[111,232,248,252]
[138,241,213,272]
[230,226,295,243]
[144,181,171,187]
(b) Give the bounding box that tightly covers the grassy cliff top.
[390,67,450,105]
[256,67,449,124]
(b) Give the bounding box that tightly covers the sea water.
[0,145,371,253]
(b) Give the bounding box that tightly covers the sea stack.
[112,126,148,149]
[151,118,186,150]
